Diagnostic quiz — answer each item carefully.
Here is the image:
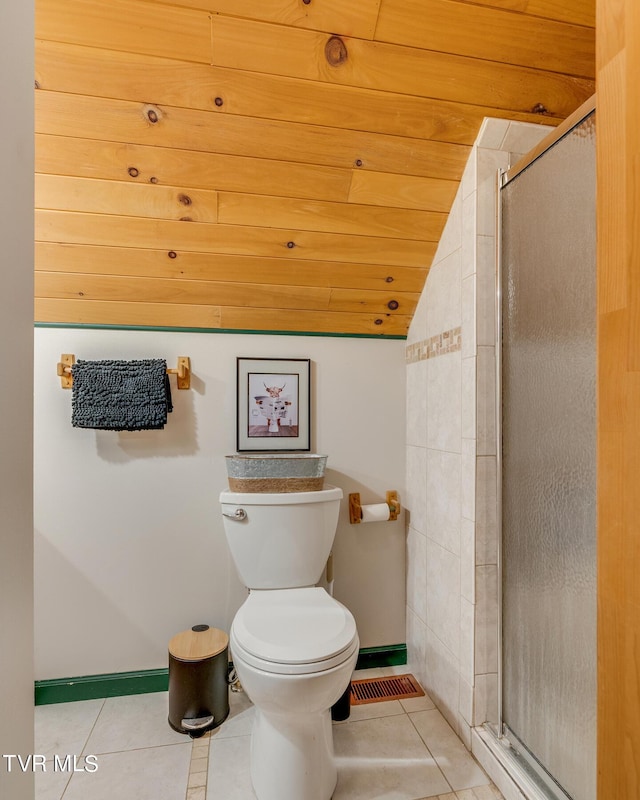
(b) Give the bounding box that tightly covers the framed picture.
[236,357,311,452]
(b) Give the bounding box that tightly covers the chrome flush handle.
[222,508,247,521]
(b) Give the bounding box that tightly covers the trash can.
[168,624,230,738]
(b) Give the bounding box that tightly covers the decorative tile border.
[406,326,462,363]
[186,732,211,800]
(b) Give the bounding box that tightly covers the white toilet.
[219,485,359,800]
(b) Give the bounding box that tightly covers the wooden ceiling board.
[35,272,333,311]
[36,272,417,319]
[521,0,595,27]
[35,297,224,329]
[36,0,211,63]
[34,244,426,293]
[35,135,353,204]
[218,306,412,336]
[36,92,471,180]
[451,0,594,27]
[36,210,437,269]
[36,174,219,224]
[210,15,593,117]
[216,193,447,242]
[374,0,594,77]
[35,298,411,336]
[348,172,459,213]
[160,0,383,38]
[327,288,418,315]
[35,39,560,145]
[34,0,595,336]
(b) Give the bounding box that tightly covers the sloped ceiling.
[34,0,595,337]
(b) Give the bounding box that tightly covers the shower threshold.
[473,725,572,800]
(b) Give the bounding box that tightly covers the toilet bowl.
[219,484,358,800]
[230,587,358,800]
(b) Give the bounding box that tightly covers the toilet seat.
[231,587,358,676]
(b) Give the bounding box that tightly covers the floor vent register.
[350,673,425,705]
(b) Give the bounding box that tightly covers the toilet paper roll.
[360,503,391,523]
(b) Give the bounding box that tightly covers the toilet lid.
[231,587,358,674]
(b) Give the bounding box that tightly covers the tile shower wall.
[405,118,549,746]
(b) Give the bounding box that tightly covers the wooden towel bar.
[56,354,191,390]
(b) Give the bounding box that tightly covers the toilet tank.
[219,485,343,589]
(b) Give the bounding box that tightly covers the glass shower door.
[499,111,596,800]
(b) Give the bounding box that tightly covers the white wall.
[35,327,406,679]
[0,3,34,799]
[405,118,549,745]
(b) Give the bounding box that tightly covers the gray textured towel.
[71,359,173,431]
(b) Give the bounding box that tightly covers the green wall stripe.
[35,645,407,705]
[35,669,169,706]
[34,322,407,341]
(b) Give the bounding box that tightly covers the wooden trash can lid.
[169,625,229,662]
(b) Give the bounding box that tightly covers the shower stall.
[493,104,597,799]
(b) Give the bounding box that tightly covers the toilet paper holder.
[348,491,400,524]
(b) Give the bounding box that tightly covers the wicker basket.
[225,454,327,493]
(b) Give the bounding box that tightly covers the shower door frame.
[492,94,597,800]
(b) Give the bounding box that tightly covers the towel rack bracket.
[167,356,191,390]
[57,354,75,389]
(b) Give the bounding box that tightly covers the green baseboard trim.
[34,322,406,341]
[35,669,169,706]
[355,644,407,671]
[35,644,408,705]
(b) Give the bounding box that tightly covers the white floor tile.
[400,693,436,713]
[83,692,186,754]
[410,710,490,792]
[210,688,254,739]
[353,667,387,679]
[35,698,104,756]
[343,699,405,723]
[35,688,504,800]
[35,698,105,800]
[456,786,504,799]
[207,735,256,800]
[418,794,457,800]
[62,743,191,800]
[333,713,451,799]
[380,665,416,677]
[34,768,72,800]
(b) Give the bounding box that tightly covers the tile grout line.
[60,697,107,799]
[405,710,456,796]
[79,697,106,759]
[186,730,212,800]
[369,671,455,797]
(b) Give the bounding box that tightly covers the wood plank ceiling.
[34,0,595,337]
